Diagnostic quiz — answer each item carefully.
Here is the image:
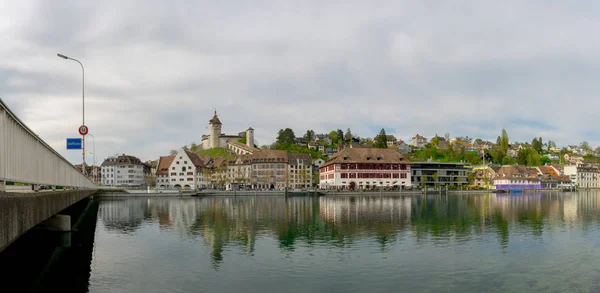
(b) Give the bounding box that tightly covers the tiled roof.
[250,150,289,163]
[386,135,397,141]
[494,165,540,181]
[413,134,426,139]
[322,148,410,167]
[101,154,143,166]
[156,155,175,176]
[289,153,312,165]
[227,139,257,153]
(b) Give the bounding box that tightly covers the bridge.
[0,97,97,252]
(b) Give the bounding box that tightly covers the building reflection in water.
[98,192,600,268]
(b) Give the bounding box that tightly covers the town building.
[565,164,599,189]
[564,154,584,165]
[74,163,102,185]
[410,134,427,148]
[536,166,572,188]
[395,140,411,154]
[386,135,397,147]
[492,165,541,190]
[318,148,411,189]
[248,150,312,190]
[101,154,148,187]
[471,165,500,188]
[155,149,209,190]
[312,158,325,168]
[200,111,256,154]
[411,161,470,188]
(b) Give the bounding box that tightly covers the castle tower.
[209,110,222,148]
[246,127,254,148]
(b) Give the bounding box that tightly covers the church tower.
[209,110,222,148]
[246,127,254,148]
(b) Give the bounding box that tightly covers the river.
[3,192,600,292]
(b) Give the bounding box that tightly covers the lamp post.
[57,53,86,175]
[88,133,96,184]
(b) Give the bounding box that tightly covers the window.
[187,178,193,181]
[182,166,186,171]
[392,173,399,178]
[172,167,175,170]
[179,178,184,181]
[184,161,187,164]
[176,161,180,164]
[341,173,348,179]
[187,172,193,175]
[171,172,176,176]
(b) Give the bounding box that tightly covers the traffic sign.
[66,138,82,150]
[79,125,88,135]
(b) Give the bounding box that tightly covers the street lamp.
[88,133,96,184]
[57,53,86,175]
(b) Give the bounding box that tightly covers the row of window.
[171,178,194,182]
[339,164,407,170]
[337,173,407,179]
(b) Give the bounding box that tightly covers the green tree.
[541,156,552,165]
[430,136,440,146]
[432,172,439,185]
[170,150,178,156]
[517,146,541,166]
[580,141,592,154]
[182,145,189,151]
[500,129,509,158]
[277,128,296,145]
[329,130,339,145]
[304,130,315,142]
[531,137,543,153]
[344,128,353,142]
[374,128,388,148]
[190,142,198,152]
[336,129,344,142]
[548,140,556,148]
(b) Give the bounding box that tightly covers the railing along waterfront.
[0,97,96,189]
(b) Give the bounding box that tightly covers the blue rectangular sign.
[66,138,82,150]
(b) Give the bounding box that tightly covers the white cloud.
[2,0,600,164]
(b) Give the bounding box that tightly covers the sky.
[2,0,600,164]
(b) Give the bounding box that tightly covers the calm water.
[6,192,600,292]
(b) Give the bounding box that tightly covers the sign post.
[66,138,82,150]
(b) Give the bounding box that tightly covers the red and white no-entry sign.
[79,125,89,136]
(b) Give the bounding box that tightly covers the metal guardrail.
[0,97,96,189]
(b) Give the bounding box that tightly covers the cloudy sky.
[2,0,600,164]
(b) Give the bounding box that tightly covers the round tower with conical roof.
[209,110,222,148]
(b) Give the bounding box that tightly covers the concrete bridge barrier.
[0,190,96,252]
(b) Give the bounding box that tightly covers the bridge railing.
[0,97,96,189]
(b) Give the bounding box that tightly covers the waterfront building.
[155,149,209,190]
[492,165,541,190]
[318,148,411,189]
[101,154,148,187]
[200,111,256,154]
[472,165,500,188]
[410,134,427,148]
[565,164,599,189]
[536,166,572,188]
[411,161,470,188]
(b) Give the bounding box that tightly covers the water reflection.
[98,192,600,267]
